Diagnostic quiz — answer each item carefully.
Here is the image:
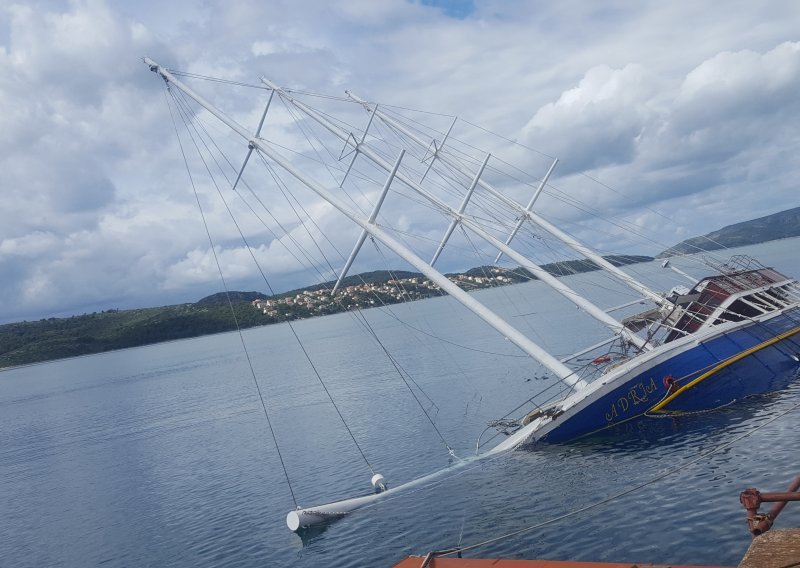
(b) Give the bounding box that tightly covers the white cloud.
[1,0,800,323]
[520,64,661,173]
[0,231,60,257]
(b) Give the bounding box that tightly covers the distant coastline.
[0,255,648,369]
[657,205,800,258]
[3,204,798,370]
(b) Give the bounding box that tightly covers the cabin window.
[713,296,763,325]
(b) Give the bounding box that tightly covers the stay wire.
[229,94,469,466]
[352,285,455,455]
[248,164,451,457]
[170,88,378,477]
[253,97,520,362]
[172,73,732,264]
[169,89,329,281]
[208,131,451,422]
[417,120,728,268]
[363,239,458,455]
[163,86,299,508]
[172,86,351,281]
[447,115,734,260]
[169,69,267,90]
[255,150,343,276]
[278,93,391,226]
[380,309,528,358]
[175,89,479,419]
[277,94,350,190]
[458,226,555,353]
[355,307,440,412]
[372,118,608,288]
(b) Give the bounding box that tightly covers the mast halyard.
[345,91,665,307]
[264,79,650,351]
[144,57,585,388]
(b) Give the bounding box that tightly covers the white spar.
[285,417,544,531]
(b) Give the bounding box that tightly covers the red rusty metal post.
[740,475,800,537]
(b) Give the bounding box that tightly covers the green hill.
[0,303,265,369]
[658,206,800,258]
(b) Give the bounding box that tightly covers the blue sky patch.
[421,0,475,19]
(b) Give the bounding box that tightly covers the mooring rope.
[424,394,800,562]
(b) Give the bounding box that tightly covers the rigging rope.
[352,292,455,454]
[171,79,569,473]
[165,72,751,266]
[169,69,268,90]
[171,87,485,452]
[378,103,735,270]
[173,88,382,477]
[252,145,460,458]
[164,86,299,507]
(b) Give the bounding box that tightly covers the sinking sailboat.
[143,58,800,531]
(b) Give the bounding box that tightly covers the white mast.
[345,92,665,306]
[429,152,491,266]
[494,156,558,263]
[143,57,585,387]
[265,80,649,350]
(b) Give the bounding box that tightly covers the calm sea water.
[2,239,800,567]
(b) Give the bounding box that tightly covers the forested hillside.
[658,206,800,257]
[0,303,263,369]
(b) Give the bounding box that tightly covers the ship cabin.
[662,266,798,342]
[620,256,800,347]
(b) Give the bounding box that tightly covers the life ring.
[662,374,678,393]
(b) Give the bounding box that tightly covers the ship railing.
[705,254,768,275]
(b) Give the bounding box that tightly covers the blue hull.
[541,307,800,443]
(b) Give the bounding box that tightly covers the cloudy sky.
[1,0,799,323]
